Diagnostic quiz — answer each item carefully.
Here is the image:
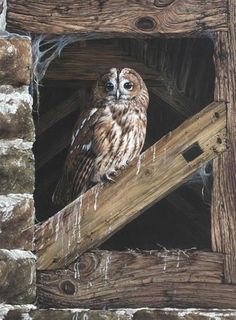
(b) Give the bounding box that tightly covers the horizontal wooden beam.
[35,101,226,270]
[7,0,227,37]
[45,41,163,81]
[37,250,225,308]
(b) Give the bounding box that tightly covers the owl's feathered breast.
[52,67,149,207]
[53,100,146,207]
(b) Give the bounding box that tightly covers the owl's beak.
[116,89,120,100]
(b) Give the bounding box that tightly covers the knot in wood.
[79,253,99,277]
[154,0,175,7]
[60,280,76,295]
[135,17,156,31]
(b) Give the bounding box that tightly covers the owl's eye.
[105,81,114,92]
[123,81,133,90]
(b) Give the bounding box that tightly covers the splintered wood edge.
[35,101,227,270]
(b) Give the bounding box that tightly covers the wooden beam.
[36,90,83,136]
[45,41,163,81]
[37,250,224,308]
[7,0,227,37]
[149,86,191,119]
[35,128,71,170]
[35,101,226,270]
[211,2,236,284]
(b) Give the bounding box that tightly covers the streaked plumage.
[52,67,149,207]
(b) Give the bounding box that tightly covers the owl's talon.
[104,173,116,183]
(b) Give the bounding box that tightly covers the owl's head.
[94,67,148,104]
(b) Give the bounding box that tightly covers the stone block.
[0,139,34,194]
[0,194,34,250]
[0,36,31,85]
[0,85,34,140]
[0,249,36,304]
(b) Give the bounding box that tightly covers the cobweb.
[32,34,79,111]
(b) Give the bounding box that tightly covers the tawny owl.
[52,67,149,207]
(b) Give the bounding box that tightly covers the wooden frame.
[6,0,236,309]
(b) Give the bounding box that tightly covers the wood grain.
[45,40,163,81]
[37,250,224,308]
[123,38,215,119]
[35,101,226,270]
[36,90,83,136]
[211,0,236,284]
[7,0,227,37]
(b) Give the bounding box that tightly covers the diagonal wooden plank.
[37,250,224,308]
[7,0,227,37]
[36,90,83,136]
[35,101,226,270]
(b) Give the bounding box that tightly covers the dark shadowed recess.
[33,37,215,250]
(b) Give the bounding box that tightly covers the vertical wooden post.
[212,0,236,283]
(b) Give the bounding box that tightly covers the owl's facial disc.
[97,67,144,102]
[106,68,138,101]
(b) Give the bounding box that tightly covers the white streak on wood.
[152,144,156,162]
[93,186,100,211]
[74,261,80,280]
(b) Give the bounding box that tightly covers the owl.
[52,67,149,207]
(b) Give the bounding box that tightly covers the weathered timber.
[123,38,215,118]
[0,139,34,194]
[35,101,226,269]
[7,0,227,37]
[37,284,236,309]
[0,249,36,304]
[35,127,72,170]
[2,308,236,320]
[36,90,85,136]
[37,250,224,308]
[0,85,34,140]
[0,36,31,86]
[0,194,34,250]
[45,40,163,81]
[211,1,236,283]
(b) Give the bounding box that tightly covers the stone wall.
[0,1,36,306]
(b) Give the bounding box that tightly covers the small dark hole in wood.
[61,280,76,295]
[135,17,156,31]
[154,0,175,7]
[217,137,222,144]
[214,112,220,119]
[182,142,204,163]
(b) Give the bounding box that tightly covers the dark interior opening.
[33,37,215,251]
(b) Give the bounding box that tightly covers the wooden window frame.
[8,0,236,308]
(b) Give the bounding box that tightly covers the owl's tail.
[52,174,70,208]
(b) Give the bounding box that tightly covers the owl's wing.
[52,107,102,207]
